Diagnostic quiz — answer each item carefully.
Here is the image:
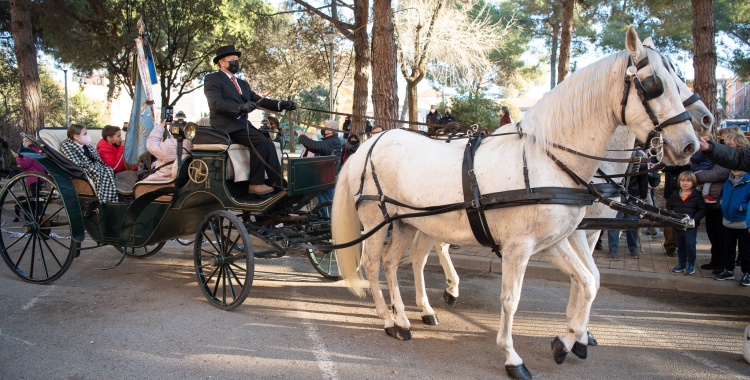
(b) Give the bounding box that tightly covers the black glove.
[239,101,257,113]
[279,100,297,111]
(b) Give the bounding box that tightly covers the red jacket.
[96,139,127,173]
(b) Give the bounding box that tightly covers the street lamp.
[60,62,71,127]
[323,29,337,112]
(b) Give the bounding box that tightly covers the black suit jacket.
[203,71,282,134]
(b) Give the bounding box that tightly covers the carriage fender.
[18,150,86,242]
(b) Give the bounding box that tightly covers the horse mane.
[515,48,675,153]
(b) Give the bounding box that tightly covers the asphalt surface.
[1,241,750,380]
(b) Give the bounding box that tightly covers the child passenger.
[144,120,193,182]
[97,125,129,173]
[60,124,118,203]
[667,171,706,275]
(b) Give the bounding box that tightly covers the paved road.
[1,241,749,379]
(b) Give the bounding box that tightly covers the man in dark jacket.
[699,137,750,171]
[607,148,649,260]
[297,120,341,216]
[204,45,296,195]
[425,105,441,125]
[296,120,342,156]
[439,108,457,125]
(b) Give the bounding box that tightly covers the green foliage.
[0,48,104,144]
[438,94,504,130]
[717,0,750,80]
[295,85,330,126]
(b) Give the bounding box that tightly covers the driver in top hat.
[204,45,296,195]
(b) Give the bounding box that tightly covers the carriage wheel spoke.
[38,187,55,223]
[217,217,226,254]
[228,261,247,273]
[225,266,236,301]
[37,235,49,279]
[199,248,218,258]
[225,234,241,256]
[39,233,63,268]
[1,205,27,224]
[201,231,221,255]
[224,223,234,254]
[5,233,29,250]
[14,234,34,268]
[202,265,220,286]
[208,217,223,254]
[39,205,65,227]
[29,234,37,278]
[6,190,35,222]
[222,264,227,304]
[227,265,244,288]
[211,266,223,298]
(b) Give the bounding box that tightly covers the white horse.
[403,36,714,335]
[332,27,698,379]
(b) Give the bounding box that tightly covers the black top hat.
[213,45,242,64]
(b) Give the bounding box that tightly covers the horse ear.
[643,36,655,49]
[625,26,647,61]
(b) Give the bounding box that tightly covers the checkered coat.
[60,139,118,203]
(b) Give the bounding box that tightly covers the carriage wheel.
[116,242,166,259]
[194,210,254,310]
[307,246,342,281]
[0,173,80,284]
[306,201,341,280]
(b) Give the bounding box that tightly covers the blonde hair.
[677,171,697,189]
[718,126,743,139]
[724,133,750,149]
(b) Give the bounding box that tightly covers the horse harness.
[345,54,694,257]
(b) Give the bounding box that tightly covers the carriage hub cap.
[22,223,39,234]
[209,255,226,266]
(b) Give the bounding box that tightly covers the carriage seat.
[38,127,126,152]
[132,156,191,202]
[191,141,282,182]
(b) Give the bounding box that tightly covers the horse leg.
[382,221,417,340]
[435,241,459,306]
[497,241,534,380]
[360,224,400,337]
[581,231,601,346]
[547,235,598,364]
[410,231,440,325]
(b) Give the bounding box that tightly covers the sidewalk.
[429,228,750,297]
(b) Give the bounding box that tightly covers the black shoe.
[712,268,724,275]
[665,248,676,257]
[715,270,735,281]
[701,263,720,270]
[595,243,603,251]
[608,251,619,261]
[740,274,750,286]
[629,250,640,258]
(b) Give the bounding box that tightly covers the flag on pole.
[124,24,157,166]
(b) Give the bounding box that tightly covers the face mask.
[227,60,240,74]
[80,135,91,146]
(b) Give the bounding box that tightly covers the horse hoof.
[421,314,439,325]
[443,290,457,306]
[587,330,598,346]
[384,326,412,341]
[572,342,587,359]
[505,363,532,380]
[551,337,568,364]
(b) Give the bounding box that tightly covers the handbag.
[648,172,661,187]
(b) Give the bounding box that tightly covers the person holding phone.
[203,45,297,195]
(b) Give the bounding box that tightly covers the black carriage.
[0,124,340,310]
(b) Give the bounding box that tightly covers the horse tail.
[332,167,366,297]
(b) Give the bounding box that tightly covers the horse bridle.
[619,53,692,161]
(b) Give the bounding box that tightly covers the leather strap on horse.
[462,133,502,258]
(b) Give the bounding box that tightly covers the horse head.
[642,36,715,134]
[622,26,698,165]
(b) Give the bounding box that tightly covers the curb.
[425,253,750,297]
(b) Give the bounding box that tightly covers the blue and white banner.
[124,37,157,166]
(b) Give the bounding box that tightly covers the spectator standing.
[440,108,457,125]
[608,145,648,260]
[0,135,7,170]
[667,171,706,275]
[342,116,352,137]
[12,138,45,197]
[696,131,734,273]
[341,134,360,165]
[425,105,442,126]
[499,106,513,127]
[661,163,692,256]
[715,166,750,286]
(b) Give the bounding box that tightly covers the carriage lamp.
[169,111,196,140]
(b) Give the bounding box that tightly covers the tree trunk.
[350,0,370,134]
[371,0,399,130]
[406,80,418,128]
[557,0,575,85]
[692,0,717,117]
[549,24,559,89]
[10,0,44,134]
